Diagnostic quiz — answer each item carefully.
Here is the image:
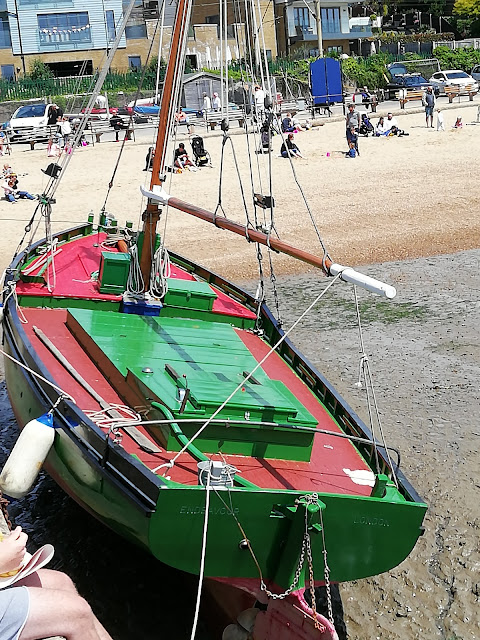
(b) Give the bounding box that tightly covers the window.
[1,64,15,80]
[106,10,116,42]
[320,7,340,33]
[38,12,91,44]
[128,55,141,70]
[327,45,343,54]
[293,7,310,28]
[125,23,147,38]
[0,16,11,48]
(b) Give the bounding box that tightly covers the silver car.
[471,65,480,83]
[428,70,479,95]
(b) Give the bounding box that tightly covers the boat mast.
[139,0,190,289]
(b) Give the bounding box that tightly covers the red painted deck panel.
[17,234,254,320]
[20,306,372,497]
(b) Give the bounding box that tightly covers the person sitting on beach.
[453,117,463,129]
[0,525,114,640]
[291,113,305,132]
[174,143,196,170]
[281,112,295,133]
[2,173,35,203]
[2,163,13,178]
[47,137,61,158]
[280,133,303,159]
[375,116,389,136]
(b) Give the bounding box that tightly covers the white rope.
[149,245,171,299]
[0,346,76,404]
[126,244,145,296]
[85,404,142,428]
[190,464,211,640]
[353,286,398,486]
[155,273,342,473]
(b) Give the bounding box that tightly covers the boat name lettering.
[353,515,389,527]
[179,505,239,516]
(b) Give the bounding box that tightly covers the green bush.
[433,45,480,71]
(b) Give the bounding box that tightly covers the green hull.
[3,225,427,594]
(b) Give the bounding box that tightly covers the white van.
[7,103,54,140]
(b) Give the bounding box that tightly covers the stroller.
[191,136,211,167]
[359,113,374,137]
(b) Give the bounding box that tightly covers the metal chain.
[319,505,334,626]
[260,493,319,600]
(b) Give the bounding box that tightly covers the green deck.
[67,309,318,460]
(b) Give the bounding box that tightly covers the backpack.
[348,147,356,158]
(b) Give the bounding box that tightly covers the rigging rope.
[190,464,212,640]
[353,286,398,486]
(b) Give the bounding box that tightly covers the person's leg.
[18,570,112,640]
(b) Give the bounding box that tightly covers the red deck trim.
[17,234,254,320]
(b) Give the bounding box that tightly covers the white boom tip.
[329,263,396,299]
[140,184,170,205]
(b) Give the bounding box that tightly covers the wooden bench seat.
[445,84,478,103]
[88,121,134,143]
[396,89,424,109]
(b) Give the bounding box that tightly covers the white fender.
[222,623,250,640]
[237,608,260,632]
[0,413,56,499]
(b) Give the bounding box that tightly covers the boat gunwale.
[5,224,425,507]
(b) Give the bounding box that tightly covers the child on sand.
[453,117,463,129]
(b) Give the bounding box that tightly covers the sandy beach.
[1,104,480,639]
[0,103,479,278]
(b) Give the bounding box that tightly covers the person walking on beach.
[345,104,360,139]
[436,108,445,131]
[0,525,113,639]
[423,86,435,128]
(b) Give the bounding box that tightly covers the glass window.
[125,23,147,38]
[106,10,116,42]
[128,55,141,70]
[327,45,343,54]
[1,64,15,80]
[293,7,310,27]
[0,16,11,48]
[321,7,340,33]
[38,12,91,44]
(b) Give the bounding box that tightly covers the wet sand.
[1,105,479,638]
[271,251,480,639]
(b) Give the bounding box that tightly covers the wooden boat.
[0,1,427,638]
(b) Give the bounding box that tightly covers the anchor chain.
[260,493,321,601]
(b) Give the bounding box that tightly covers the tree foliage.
[27,59,54,80]
[433,45,480,70]
[453,0,480,16]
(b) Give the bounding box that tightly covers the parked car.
[428,70,479,95]
[471,64,480,83]
[7,103,54,140]
[385,74,439,101]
